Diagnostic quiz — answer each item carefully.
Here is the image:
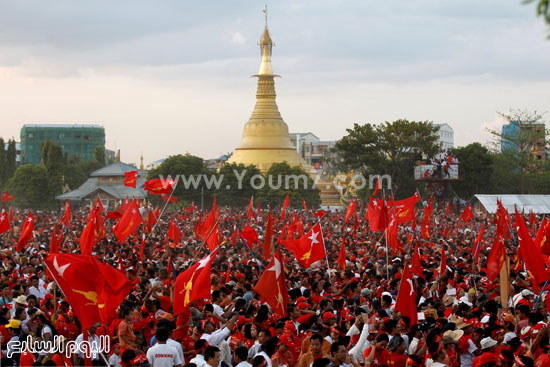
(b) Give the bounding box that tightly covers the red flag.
[80,206,103,256]
[16,213,35,252]
[394,260,418,325]
[124,170,138,188]
[391,194,418,224]
[411,242,423,278]
[240,225,259,248]
[302,198,308,213]
[225,263,231,284]
[344,199,357,224]
[161,194,178,203]
[44,253,131,330]
[231,225,238,246]
[472,224,485,265]
[338,235,346,270]
[254,248,289,317]
[367,198,387,232]
[144,178,176,195]
[262,213,274,260]
[146,207,159,233]
[446,202,451,217]
[515,207,549,289]
[247,196,256,221]
[0,207,9,235]
[386,211,403,253]
[199,206,217,241]
[312,210,327,219]
[112,200,143,243]
[460,204,474,222]
[1,192,14,202]
[8,206,13,223]
[186,201,195,215]
[537,219,550,255]
[257,199,261,219]
[167,219,182,244]
[486,235,506,282]
[373,177,380,196]
[139,233,146,260]
[439,245,447,278]
[49,226,58,255]
[420,196,433,240]
[495,200,512,240]
[282,223,326,268]
[174,250,218,315]
[281,194,290,220]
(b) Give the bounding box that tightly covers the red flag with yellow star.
[44,253,131,330]
[112,200,142,243]
[124,170,138,188]
[254,248,288,317]
[174,249,218,315]
[282,223,326,268]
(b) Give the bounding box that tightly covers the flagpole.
[189,217,222,265]
[240,235,263,271]
[143,179,179,242]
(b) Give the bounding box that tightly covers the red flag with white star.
[394,260,418,325]
[16,213,34,252]
[254,248,289,317]
[174,249,218,315]
[112,200,142,243]
[282,223,326,268]
[0,207,9,235]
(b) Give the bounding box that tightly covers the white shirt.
[190,354,206,367]
[167,338,184,365]
[75,332,101,360]
[347,323,372,364]
[29,286,45,300]
[147,343,182,367]
[237,361,253,367]
[109,353,122,367]
[254,351,273,367]
[213,304,224,318]
[201,327,230,347]
[248,341,261,359]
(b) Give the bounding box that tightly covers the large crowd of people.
[0,200,548,367]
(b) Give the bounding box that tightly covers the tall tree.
[5,140,17,182]
[0,138,5,187]
[215,163,262,207]
[45,142,64,199]
[4,165,51,209]
[94,146,106,165]
[41,139,52,166]
[451,143,494,198]
[335,120,440,196]
[147,154,214,206]
[257,161,321,208]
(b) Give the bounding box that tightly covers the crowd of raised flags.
[0,180,550,367]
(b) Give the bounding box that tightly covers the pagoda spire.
[258,5,274,77]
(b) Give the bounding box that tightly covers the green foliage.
[451,143,494,198]
[215,163,262,207]
[147,154,214,206]
[4,165,51,209]
[94,146,106,165]
[0,138,5,187]
[257,162,321,208]
[5,140,17,181]
[524,0,550,36]
[335,119,440,197]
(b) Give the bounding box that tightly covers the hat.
[310,323,322,333]
[14,295,28,305]
[442,330,464,344]
[521,289,534,297]
[468,288,476,295]
[322,312,335,322]
[451,316,472,329]
[480,337,497,350]
[159,312,174,322]
[5,319,21,329]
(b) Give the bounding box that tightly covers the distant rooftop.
[23,124,103,129]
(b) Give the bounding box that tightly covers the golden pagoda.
[228,9,341,206]
[227,8,305,171]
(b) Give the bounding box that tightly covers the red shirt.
[363,346,389,367]
[19,351,36,367]
[52,353,73,366]
[389,353,408,367]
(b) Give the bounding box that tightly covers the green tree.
[215,163,262,207]
[94,146,106,165]
[5,140,17,181]
[486,109,548,193]
[44,142,64,200]
[41,139,52,166]
[4,165,51,208]
[335,120,440,197]
[0,138,5,187]
[524,0,550,36]
[257,162,321,208]
[451,143,494,198]
[147,154,214,206]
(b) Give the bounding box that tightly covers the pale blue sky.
[0,0,548,164]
